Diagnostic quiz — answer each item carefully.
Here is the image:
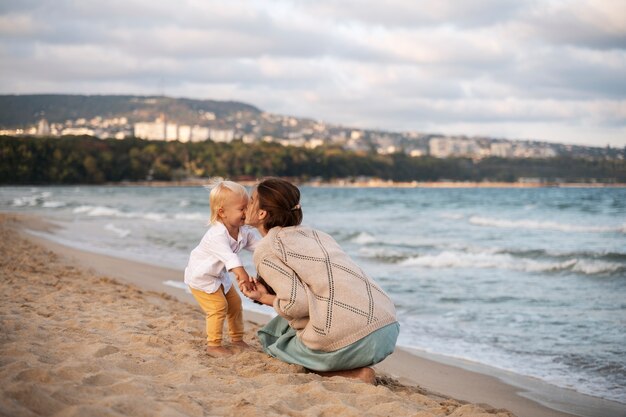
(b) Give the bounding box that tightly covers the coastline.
[7,213,624,417]
[110,179,626,189]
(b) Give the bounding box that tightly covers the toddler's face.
[220,192,248,228]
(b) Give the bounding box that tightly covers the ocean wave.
[358,247,409,263]
[400,251,623,275]
[351,232,377,244]
[163,280,191,293]
[12,197,37,207]
[438,212,464,220]
[174,212,206,221]
[104,223,131,238]
[357,238,626,269]
[73,205,167,221]
[570,260,623,275]
[143,213,166,221]
[11,192,53,207]
[42,201,67,208]
[74,205,127,217]
[469,216,625,234]
[495,248,626,264]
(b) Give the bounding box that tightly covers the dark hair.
[256,177,303,230]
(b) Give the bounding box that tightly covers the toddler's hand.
[241,280,267,301]
[238,278,256,292]
[230,266,254,290]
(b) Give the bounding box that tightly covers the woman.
[242,178,399,383]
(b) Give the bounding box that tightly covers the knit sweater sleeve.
[255,246,310,326]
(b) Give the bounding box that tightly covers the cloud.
[521,0,626,50]
[0,0,625,147]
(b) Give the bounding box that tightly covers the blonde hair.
[204,177,249,225]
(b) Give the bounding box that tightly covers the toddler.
[184,178,258,357]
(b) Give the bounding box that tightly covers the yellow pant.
[190,285,244,347]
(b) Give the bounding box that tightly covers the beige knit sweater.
[253,225,397,352]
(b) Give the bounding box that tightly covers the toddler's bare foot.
[311,367,376,384]
[206,346,232,358]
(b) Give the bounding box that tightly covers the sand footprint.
[82,373,117,387]
[93,345,120,358]
[116,358,171,376]
[15,368,53,383]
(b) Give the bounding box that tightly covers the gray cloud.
[520,1,626,50]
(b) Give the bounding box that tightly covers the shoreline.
[113,179,626,189]
[11,214,625,417]
[5,179,625,189]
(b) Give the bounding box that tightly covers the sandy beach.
[1,213,622,417]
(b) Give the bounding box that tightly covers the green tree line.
[1,135,625,184]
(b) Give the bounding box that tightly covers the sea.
[1,185,625,404]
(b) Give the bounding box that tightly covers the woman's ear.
[258,209,267,220]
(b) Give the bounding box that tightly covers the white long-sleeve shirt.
[184,222,259,294]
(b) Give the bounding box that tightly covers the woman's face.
[245,190,264,228]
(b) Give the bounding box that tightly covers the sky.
[1,0,625,147]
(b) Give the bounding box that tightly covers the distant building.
[350,130,362,140]
[190,126,210,142]
[134,120,167,140]
[178,125,191,142]
[490,142,514,158]
[429,137,481,158]
[177,125,210,142]
[209,129,235,143]
[61,127,95,136]
[165,124,179,141]
[305,138,324,149]
[134,119,213,142]
[36,119,50,136]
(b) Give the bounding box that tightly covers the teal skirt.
[257,316,399,372]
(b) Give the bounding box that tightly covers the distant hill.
[0,94,261,127]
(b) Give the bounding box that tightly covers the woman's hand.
[241,280,275,306]
[241,279,267,300]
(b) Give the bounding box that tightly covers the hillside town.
[1,110,623,161]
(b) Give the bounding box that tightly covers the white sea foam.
[163,280,191,293]
[469,216,624,234]
[358,246,406,261]
[11,191,58,207]
[73,205,168,221]
[12,196,38,207]
[174,212,206,221]
[42,201,67,208]
[571,260,622,275]
[351,232,377,244]
[74,205,125,217]
[104,223,131,238]
[143,212,166,221]
[400,250,621,275]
